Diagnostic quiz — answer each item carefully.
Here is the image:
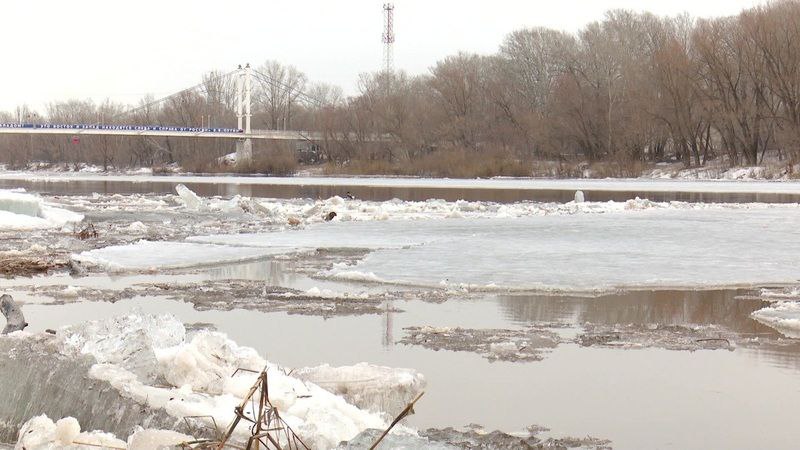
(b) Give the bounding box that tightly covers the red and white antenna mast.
[382,3,395,74]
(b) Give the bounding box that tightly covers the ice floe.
[751,302,800,339]
[294,363,426,417]
[52,313,391,449]
[0,190,83,231]
[71,240,284,271]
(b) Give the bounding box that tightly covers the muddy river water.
[2,174,800,449]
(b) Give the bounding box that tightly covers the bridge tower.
[235,63,253,163]
[382,4,395,74]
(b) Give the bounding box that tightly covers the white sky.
[0,0,767,113]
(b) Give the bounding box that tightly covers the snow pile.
[645,163,784,181]
[200,192,797,226]
[175,184,203,210]
[71,240,283,271]
[15,415,127,450]
[294,363,426,417]
[624,197,657,210]
[218,152,237,165]
[61,286,81,299]
[488,341,521,358]
[751,302,800,338]
[759,287,800,301]
[55,313,389,449]
[124,221,148,233]
[0,190,83,230]
[14,415,195,450]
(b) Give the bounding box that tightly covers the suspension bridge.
[0,65,330,162]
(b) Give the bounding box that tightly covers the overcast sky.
[0,0,767,113]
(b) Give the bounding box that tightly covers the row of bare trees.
[2,2,800,176]
[320,1,800,175]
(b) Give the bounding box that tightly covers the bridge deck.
[0,124,320,140]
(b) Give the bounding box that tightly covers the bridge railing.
[0,123,244,134]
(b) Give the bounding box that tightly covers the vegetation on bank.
[3,2,800,177]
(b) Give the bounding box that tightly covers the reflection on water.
[5,178,800,203]
[497,289,800,372]
[497,290,774,335]
[202,259,396,296]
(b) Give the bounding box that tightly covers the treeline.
[2,1,800,177]
[323,0,800,176]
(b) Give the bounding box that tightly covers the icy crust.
[302,207,800,293]
[751,302,800,339]
[0,190,83,230]
[294,363,426,417]
[55,313,388,449]
[71,240,284,272]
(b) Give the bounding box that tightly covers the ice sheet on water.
[273,208,800,292]
[188,218,439,250]
[0,190,83,230]
[71,240,284,271]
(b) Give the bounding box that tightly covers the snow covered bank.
[71,240,284,272]
[0,190,83,230]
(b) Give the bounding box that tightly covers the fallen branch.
[370,391,425,450]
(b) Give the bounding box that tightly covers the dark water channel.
[4,176,800,203]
